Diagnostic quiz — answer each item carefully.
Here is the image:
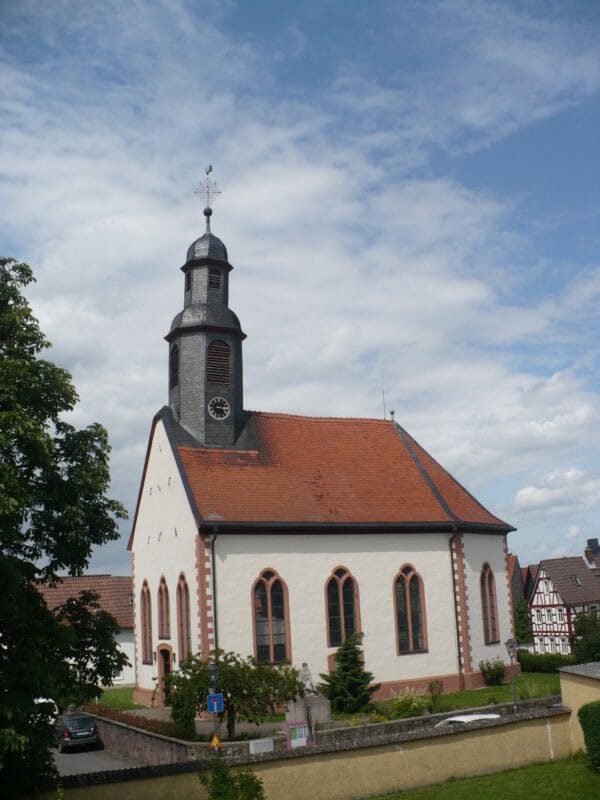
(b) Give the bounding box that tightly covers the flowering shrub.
[377,687,428,720]
[479,658,505,686]
[84,703,190,739]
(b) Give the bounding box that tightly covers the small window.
[207,340,231,385]
[535,609,542,624]
[208,269,221,289]
[185,271,192,292]
[169,345,179,390]
[571,575,582,587]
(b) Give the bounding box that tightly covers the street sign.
[207,692,224,713]
[209,733,222,750]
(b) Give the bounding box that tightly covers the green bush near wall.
[517,649,575,673]
[578,701,600,769]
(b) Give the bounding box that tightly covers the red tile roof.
[176,412,511,530]
[507,554,517,582]
[38,575,133,628]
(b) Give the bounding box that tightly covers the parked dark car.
[54,713,101,752]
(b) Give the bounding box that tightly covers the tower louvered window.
[207,340,230,385]
[169,345,179,390]
[208,269,221,289]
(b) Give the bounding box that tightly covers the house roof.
[539,557,600,606]
[508,554,517,582]
[130,408,513,538]
[38,575,133,629]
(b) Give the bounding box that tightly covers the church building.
[129,202,516,706]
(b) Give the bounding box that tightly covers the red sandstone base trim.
[373,662,521,699]
[132,686,155,707]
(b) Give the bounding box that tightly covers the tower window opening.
[185,271,192,292]
[208,269,221,289]
[207,340,230,385]
[169,345,179,390]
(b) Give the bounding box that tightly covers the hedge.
[516,649,575,673]
[84,703,190,739]
[578,701,600,769]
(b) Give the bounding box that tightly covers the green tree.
[514,597,533,644]
[317,632,380,713]
[570,610,600,663]
[169,649,303,740]
[0,258,127,794]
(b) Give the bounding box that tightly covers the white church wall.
[113,628,136,685]
[462,534,511,668]
[214,531,459,686]
[132,420,200,689]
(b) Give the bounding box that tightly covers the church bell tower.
[165,188,245,447]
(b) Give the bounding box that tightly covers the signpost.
[207,693,224,714]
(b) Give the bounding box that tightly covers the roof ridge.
[248,410,393,423]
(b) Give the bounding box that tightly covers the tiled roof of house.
[38,575,133,628]
[169,411,512,531]
[508,554,517,582]
[540,557,600,606]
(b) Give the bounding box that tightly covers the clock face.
[208,396,230,420]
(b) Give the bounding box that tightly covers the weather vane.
[194,165,221,210]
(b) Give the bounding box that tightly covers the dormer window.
[208,269,221,289]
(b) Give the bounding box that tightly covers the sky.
[1,0,599,576]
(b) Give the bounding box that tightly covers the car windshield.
[67,717,93,731]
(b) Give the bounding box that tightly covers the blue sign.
[207,692,224,713]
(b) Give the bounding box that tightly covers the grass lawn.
[371,754,598,799]
[430,671,560,713]
[97,685,143,710]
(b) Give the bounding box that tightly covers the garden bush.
[578,700,600,770]
[85,704,189,739]
[517,649,574,673]
[479,657,505,686]
[377,687,428,720]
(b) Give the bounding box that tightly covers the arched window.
[326,567,359,647]
[141,581,152,664]
[207,340,230,385]
[394,565,427,654]
[169,344,179,390]
[481,563,499,644]
[177,574,191,663]
[158,577,170,639]
[252,569,290,664]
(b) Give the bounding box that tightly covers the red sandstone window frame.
[141,581,153,664]
[325,566,361,648]
[480,563,499,644]
[251,568,291,665]
[176,573,191,663]
[394,564,428,655]
[158,576,170,639]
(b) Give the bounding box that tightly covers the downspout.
[449,529,465,690]
[210,526,219,651]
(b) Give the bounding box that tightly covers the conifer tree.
[317,632,380,713]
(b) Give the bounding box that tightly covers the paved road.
[53,745,139,776]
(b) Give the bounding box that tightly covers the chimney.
[585,538,599,565]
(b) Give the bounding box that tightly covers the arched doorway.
[157,645,173,706]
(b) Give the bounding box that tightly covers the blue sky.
[1,0,599,574]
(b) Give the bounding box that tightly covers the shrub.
[199,757,265,800]
[578,701,600,770]
[570,611,600,664]
[517,649,575,673]
[85,704,189,739]
[428,680,444,713]
[377,687,428,720]
[479,658,505,686]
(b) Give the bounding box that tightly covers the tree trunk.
[227,703,236,740]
